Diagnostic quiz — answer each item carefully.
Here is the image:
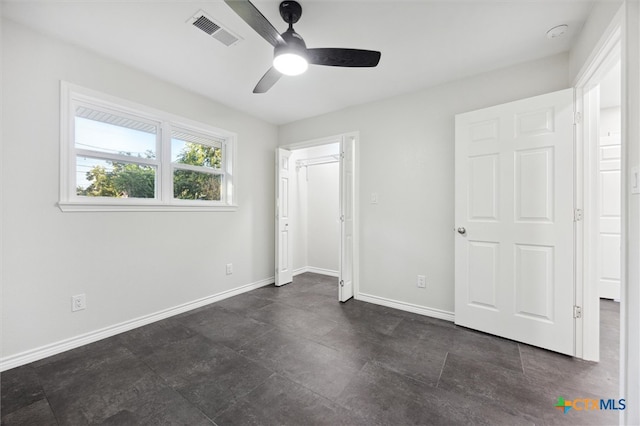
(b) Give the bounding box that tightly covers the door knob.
[457,227,466,235]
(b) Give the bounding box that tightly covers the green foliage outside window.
[77,143,222,200]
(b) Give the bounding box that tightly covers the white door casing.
[275,148,293,286]
[598,132,622,299]
[339,136,355,302]
[454,88,575,355]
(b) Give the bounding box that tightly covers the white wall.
[279,53,571,316]
[307,163,339,273]
[570,1,623,82]
[600,106,622,136]
[289,144,340,274]
[1,19,278,363]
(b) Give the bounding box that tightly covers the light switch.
[371,192,378,204]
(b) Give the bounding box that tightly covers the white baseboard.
[293,266,309,276]
[357,292,455,322]
[293,266,339,278]
[0,277,274,372]
[306,266,339,277]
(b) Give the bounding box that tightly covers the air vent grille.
[213,30,240,47]
[193,15,220,35]
[188,10,242,47]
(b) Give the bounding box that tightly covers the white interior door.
[339,136,354,302]
[275,148,293,286]
[454,88,575,355]
[598,132,621,299]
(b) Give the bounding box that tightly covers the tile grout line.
[132,333,277,424]
[517,343,525,375]
[271,369,363,419]
[206,372,280,423]
[124,340,229,424]
[435,352,448,388]
[232,326,277,352]
[31,365,62,426]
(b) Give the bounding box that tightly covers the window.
[60,82,236,211]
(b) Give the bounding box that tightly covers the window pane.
[76,156,156,199]
[75,106,157,158]
[171,131,222,169]
[173,169,222,201]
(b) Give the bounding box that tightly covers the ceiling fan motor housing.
[279,1,302,24]
[275,29,307,56]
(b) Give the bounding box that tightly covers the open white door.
[275,148,293,286]
[454,88,575,355]
[339,136,355,302]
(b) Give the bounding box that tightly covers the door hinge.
[574,208,583,222]
[573,305,582,319]
[574,111,582,125]
[339,215,345,222]
[340,280,344,287]
[340,152,345,159]
[275,267,279,273]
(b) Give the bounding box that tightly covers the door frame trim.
[572,4,640,424]
[573,6,622,362]
[279,132,360,299]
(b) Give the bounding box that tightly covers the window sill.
[58,201,239,212]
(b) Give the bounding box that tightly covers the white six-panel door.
[275,148,293,286]
[454,88,575,355]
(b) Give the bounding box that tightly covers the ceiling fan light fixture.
[224,0,381,93]
[273,52,308,76]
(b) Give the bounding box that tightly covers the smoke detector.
[546,24,569,39]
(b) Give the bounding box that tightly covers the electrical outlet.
[71,294,86,312]
[417,275,426,289]
[226,263,233,275]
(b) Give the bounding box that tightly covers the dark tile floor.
[1,273,620,425]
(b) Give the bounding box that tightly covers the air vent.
[188,10,242,47]
[193,15,220,35]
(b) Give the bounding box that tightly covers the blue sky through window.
[74,116,218,190]
[75,117,156,189]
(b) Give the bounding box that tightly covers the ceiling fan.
[224,0,382,93]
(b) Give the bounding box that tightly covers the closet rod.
[295,154,340,170]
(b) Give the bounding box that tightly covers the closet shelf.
[295,154,340,170]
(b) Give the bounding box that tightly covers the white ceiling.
[2,0,594,125]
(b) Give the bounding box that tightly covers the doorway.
[292,143,341,278]
[584,57,622,401]
[595,62,622,303]
[575,27,622,363]
[275,133,358,303]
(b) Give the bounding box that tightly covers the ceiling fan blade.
[253,67,283,93]
[224,0,284,47]
[307,48,381,67]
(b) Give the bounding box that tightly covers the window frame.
[59,82,237,212]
